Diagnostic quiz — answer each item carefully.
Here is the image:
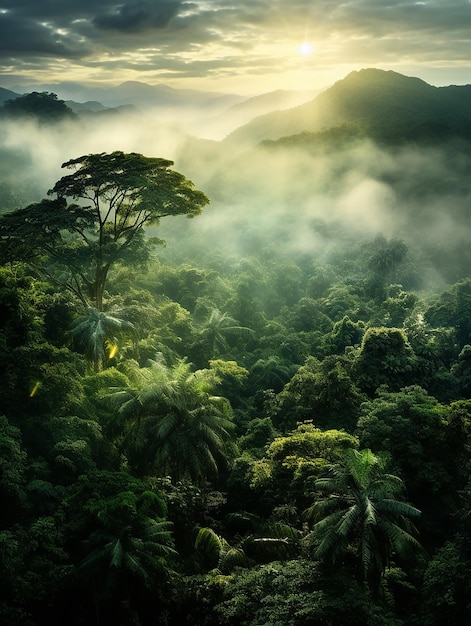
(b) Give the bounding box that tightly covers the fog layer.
[1,102,470,288]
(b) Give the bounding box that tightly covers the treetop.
[49,151,209,222]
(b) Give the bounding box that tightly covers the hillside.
[198,88,320,139]
[226,68,471,145]
[0,86,19,106]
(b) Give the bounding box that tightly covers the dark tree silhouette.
[1,92,76,122]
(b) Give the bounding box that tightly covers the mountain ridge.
[7,80,244,112]
[226,68,471,145]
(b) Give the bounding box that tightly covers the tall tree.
[354,326,418,394]
[357,386,466,542]
[0,151,209,310]
[367,236,408,281]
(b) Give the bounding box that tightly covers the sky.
[0,0,471,95]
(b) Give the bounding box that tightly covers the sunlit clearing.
[108,343,119,359]
[298,41,314,57]
[30,382,41,398]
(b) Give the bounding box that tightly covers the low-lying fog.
[1,103,470,290]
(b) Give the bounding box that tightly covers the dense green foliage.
[1,84,471,624]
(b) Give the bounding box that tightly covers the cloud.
[1,1,471,90]
[93,1,184,32]
[0,11,86,58]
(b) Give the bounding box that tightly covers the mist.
[0,108,194,201]
[168,130,471,284]
[1,99,470,291]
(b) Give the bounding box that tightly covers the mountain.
[0,87,20,106]
[63,100,140,119]
[226,68,471,145]
[64,100,109,113]
[10,80,243,113]
[97,81,244,112]
[199,88,320,139]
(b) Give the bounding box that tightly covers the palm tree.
[109,357,237,481]
[367,237,408,282]
[69,307,135,371]
[79,490,176,625]
[248,356,293,394]
[304,448,422,594]
[197,308,253,359]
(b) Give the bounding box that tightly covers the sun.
[297,41,314,57]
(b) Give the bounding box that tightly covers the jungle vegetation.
[1,74,471,625]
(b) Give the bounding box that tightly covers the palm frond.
[304,495,348,521]
[314,526,347,562]
[378,519,423,557]
[249,537,294,560]
[304,447,423,590]
[337,504,361,538]
[219,546,249,573]
[266,522,301,541]
[195,527,225,561]
[375,498,421,518]
[110,538,124,568]
[123,551,151,586]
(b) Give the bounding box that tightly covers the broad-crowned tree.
[424,278,471,350]
[250,422,358,516]
[275,355,365,431]
[0,91,76,123]
[353,326,418,394]
[0,151,209,311]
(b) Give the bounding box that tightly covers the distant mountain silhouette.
[198,89,320,139]
[63,100,140,119]
[64,100,109,113]
[226,68,471,145]
[97,81,243,112]
[0,87,20,106]
[224,89,317,120]
[8,80,243,112]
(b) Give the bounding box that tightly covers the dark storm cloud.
[0,10,85,58]
[93,1,183,32]
[0,1,187,58]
